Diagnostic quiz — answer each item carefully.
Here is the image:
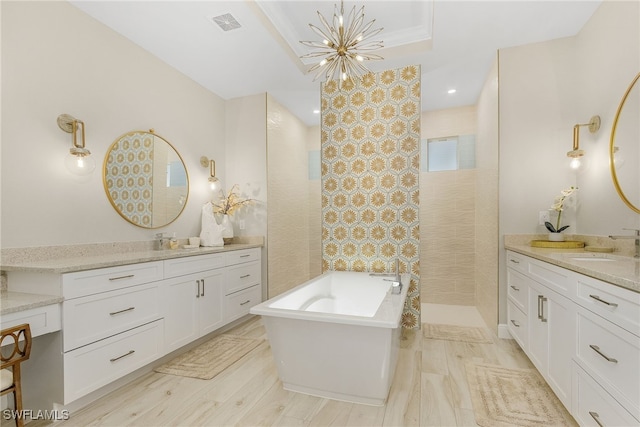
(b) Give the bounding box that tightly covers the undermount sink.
[568,257,617,262]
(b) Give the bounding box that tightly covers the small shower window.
[424,135,476,172]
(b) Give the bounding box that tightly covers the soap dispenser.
[169,232,178,249]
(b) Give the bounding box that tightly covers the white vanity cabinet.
[162,254,225,353]
[223,250,262,323]
[506,252,574,410]
[526,278,574,409]
[61,261,165,404]
[4,244,263,407]
[506,250,640,425]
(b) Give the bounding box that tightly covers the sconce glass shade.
[568,156,583,171]
[209,176,220,191]
[58,114,95,176]
[200,156,220,191]
[65,147,96,176]
[567,116,599,172]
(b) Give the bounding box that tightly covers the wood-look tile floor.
[35,313,548,427]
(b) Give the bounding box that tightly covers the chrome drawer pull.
[201,279,205,297]
[240,274,251,279]
[537,295,548,322]
[240,299,251,306]
[510,259,520,264]
[110,350,135,362]
[196,280,201,298]
[510,320,520,327]
[589,294,618,308]
[108,274,135,281]
[589,345,618,363]
[510,285,520,291]
[240,254,251,258]
[109,307,135,316]
[589,411,605,427]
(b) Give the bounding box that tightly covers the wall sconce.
[57,114,96,176]
[200,156,220,190]
[567,115,600,171]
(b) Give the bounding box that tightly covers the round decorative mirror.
[610,72,640,214]
[103,130,189,228]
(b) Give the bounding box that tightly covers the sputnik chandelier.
[300,0,384,84]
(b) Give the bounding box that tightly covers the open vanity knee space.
[2,243,263,408]
[505,247,640,426]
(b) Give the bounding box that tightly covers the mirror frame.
[609,72,640,214]
[103,129,190,228]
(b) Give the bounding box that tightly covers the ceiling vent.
[210,13,241,32]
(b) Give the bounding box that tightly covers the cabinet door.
[546,289,574,410]
[528,280,548,374]
[528,279,574,410]
[163,275,199,353]
[198,270,224,336]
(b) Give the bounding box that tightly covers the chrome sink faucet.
[155,232,167,250]
[608,228,640,258]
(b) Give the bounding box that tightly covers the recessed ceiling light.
[313,109,320,114]
[447,89,457,94]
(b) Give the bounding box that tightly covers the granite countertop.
[505,244,640,293]
[0,243,263,274]
[1,291,64,316]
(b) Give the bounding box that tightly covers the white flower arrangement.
[545,186,578,233]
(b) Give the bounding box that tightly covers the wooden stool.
[1,324,32,427]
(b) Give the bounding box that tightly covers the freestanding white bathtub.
[250,270,409,405]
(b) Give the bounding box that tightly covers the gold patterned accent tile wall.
[321,65,421,328]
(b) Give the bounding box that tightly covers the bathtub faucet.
[369,259,402,293]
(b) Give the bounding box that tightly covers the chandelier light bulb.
[356,55,363,62]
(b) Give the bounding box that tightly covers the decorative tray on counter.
[530,240,585,248]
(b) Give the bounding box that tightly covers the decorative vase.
[220,214,234,244]
[548,232,565,242]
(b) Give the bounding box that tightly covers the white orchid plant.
[545,186,578,233]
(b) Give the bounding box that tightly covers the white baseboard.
[497,323,512,339]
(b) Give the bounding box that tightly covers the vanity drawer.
[506,251,528,275]
[63,319,164,404]
[507,300,528,351]
[576,275,640,337]
[575,306,640,418]
[527,257,571,297]
[62,261,163,299]
[224,284,261,323]
[225,248,260,266]
[572,363,639,427]
[224,261,261,295]
[507,269,529,313]
[164,253,225,278]
[63,282,161,351]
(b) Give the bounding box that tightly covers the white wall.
[475,56,499,332]
[573,0,640,234]
[225,94,268,238]
[498,0,640,324]
[1,1,226,248]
